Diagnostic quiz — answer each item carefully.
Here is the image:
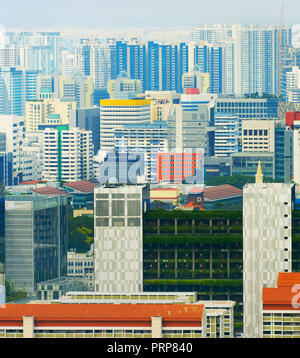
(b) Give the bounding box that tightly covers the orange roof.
[263,273,300,310]
[277,272,300,287]
[20,180,46,185]
[184,201,204,209]
[0,304,204,326]
[263,287,300,310]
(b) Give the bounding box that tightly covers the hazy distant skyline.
[0,0,298,29]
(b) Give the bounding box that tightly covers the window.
[127,201,140,216]
[96,200,109,216]
[112,218,125,227]
[96,218,109,227]
[112,200,125,216]
[128,218,141,226]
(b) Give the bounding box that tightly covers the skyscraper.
[243,166,294,337]
[94,184,149,293]
[5,195,68,295]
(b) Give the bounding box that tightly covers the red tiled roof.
[0,304,204,327]
[277,272,300,287]
[203,185,242,201]
[32,187,69,196]
[63,181,97,193]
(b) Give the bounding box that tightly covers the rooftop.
[203,185,242,201]
[277,272,300,287]
[32,187,69,196]
[63,181,97,193]
[0,304,204,325]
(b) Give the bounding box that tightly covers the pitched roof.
[277,272,300,287]
[203,185,242,201]
[63,181,97,193]
[32,187,69,196]
[0,304,204,326]
[263,273,300,310]
[263,287,300,310]
[188,187,204,194]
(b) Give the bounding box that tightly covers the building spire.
[255,161,263,184]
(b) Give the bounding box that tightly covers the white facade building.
[242,120,276,153]
[43,127,94,182]
[243,179,294,338]
[94,184,148,293]
[99,99,151,151]
[0,114,25,174]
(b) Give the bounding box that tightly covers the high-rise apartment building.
[0,66,25,116]
[214,113,239,157]
[43,126,94,182]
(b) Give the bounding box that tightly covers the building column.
[227,243,230,278]
[192,244,195,279]
[23,316,34,338]
[174,219,178,235]
[157,244,160,279]
[175,245,178,279]
[151,316,162,338]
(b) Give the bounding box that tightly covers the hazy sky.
[0,0,298,28]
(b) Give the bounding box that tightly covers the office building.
[230,152,275,179]
[69,107,100,155]
[0,152,13,186]
[243,170,294,338]
[99,99,151,151]
[94,184,149,293]
[242,120,276,152]
[167,94,215,155]
[5,195,68,295]
[215,97,279,136]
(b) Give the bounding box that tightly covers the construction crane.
[278,1,285,97]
